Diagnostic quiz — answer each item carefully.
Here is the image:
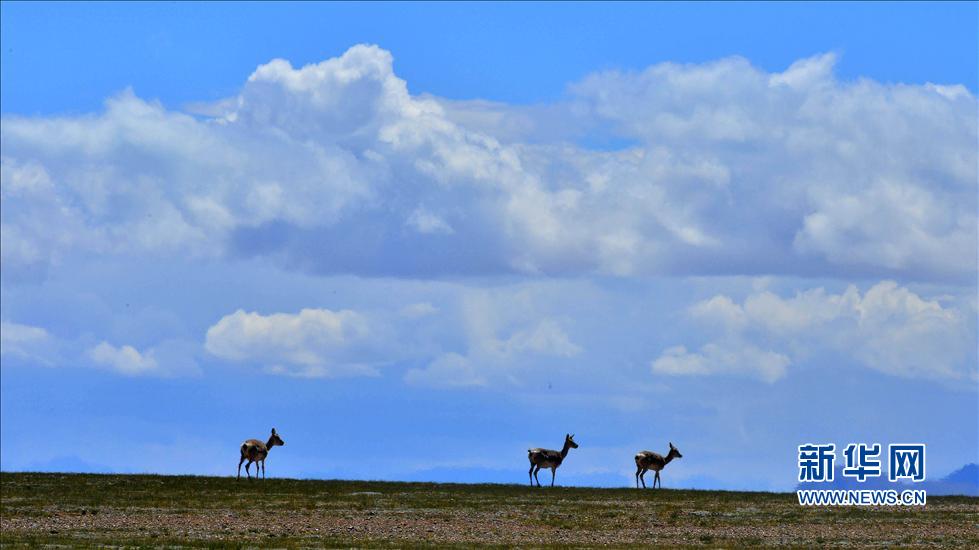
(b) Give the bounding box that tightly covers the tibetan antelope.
[528,433,578,487]
[237,428,285,480]
[635,442,682,489]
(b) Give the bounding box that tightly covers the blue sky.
[1,2,976,490]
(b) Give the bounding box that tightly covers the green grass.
[1,472,977,548]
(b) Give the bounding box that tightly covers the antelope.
[237,428,285,480]
[635,442,682,489]
[528,433,578,487]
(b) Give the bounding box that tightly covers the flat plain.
[1,472,977,548]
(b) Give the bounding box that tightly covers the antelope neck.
[560,441,572,458]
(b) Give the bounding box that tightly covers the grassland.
[1,472,977,548]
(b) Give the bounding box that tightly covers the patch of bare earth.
[2,473,977,547]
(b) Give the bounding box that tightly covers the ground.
[1,472,976,548]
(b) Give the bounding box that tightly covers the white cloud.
[793,178,976,278]
[2,318,197,376]
[89,342,159,376]
[404,352,486,388]
[400,302,439,318]
[1,320,49,347]
[653,281,976,384]
[688,295,746,330]
[1,320,52,364]
[204,308,371,378]
[1,46,973,283]
[769,52,837,89]
[652,343,790,384]
[404,288,581,388]
[502,319,581,357]
[406,207,454,235]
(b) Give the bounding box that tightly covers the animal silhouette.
[237,428,285,480]
[528,434,579,487]
[635,442,682,489]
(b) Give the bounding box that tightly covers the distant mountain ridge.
[12,458,978,494]
[941,463,978,484]
[926,463,978,496]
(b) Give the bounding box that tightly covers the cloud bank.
[1,45,975,389]
[653,281,977,385]
[205,308,372,377]
[89,342,159,376]
[2,46,974,283]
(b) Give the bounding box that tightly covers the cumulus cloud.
[1,317,197,376]
[403,352,486,388]
[1,46,973,283]
[406,207,454,235]
[89,342,159,376]
[404,289,581,388]
[652,344,790,384]
[204,308,373,378]
[1,320,53,364]
[653,281,976,384]
[567,55,976,280]
[502,319,581,357]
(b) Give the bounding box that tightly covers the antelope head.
[668,441,682,459]
[269,428,285,447]
[566,433,579,449]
